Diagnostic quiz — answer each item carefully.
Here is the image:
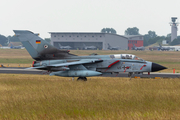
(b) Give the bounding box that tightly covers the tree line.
[0,35,20,46]
[0,28,179,46]
[0,35,51,46]
[123,27,180,46]
[101,27,180,46]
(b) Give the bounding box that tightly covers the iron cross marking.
[122,66,126,70]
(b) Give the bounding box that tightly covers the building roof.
[8,42,22,47]
[49,32,105,34]
[124,35,143,38]
[49,32,128,39]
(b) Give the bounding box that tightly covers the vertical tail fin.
[132,43,135,47]
[58,43,62,49]
[107,43,111,49]
[159,44,162,47]
[108,43,110,47]
[83,43,86,47]
[13,30,75,60]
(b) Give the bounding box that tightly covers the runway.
[0,67,50,75]
[1,67,180,78]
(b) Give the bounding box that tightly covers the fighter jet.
[10,43,24,49]
[132,43,145,51]
[158,44,170,51]
[58,43,72,50]
[83,43,97,50]
[13,30,167,81]
[107,43,119,50]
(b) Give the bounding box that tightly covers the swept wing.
[27,59,103,69]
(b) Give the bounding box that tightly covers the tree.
[164,34,171,44]
[166,33,171,38]
[144,31,157,41]
[143,39,149,46]
[143,31,158,46]
[125,27,139,35]
[101,28,106,33]
[8,35,20,42]
[144,34,151,41]
[0,34,8,46]
[101,28,117,34]
[148,31,157,39]
[106,28,111,33]
[169,38,180,45]
[148,36,164,45]
[110,28,116,34]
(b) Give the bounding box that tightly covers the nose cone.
[151,63,167,72]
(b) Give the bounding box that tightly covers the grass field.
[1,49,180,119]
[0,74,180,119]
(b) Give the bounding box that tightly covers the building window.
[77,36,79,37]
[69,36,71,37]
[85,36,86,37]
[100,36,102,37]
[92,36,94,37]
[54,35,56,37]
[62,36,64,37]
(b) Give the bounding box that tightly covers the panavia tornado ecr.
[13,30,167,81]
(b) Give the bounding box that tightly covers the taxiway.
[0,67,180,78]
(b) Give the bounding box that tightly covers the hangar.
[50,32,143,50]
[50,32,128,50]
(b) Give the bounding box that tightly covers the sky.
[0,0,180,38]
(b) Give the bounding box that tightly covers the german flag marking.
[36,40,41,44]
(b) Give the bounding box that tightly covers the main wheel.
[77,77,87,81]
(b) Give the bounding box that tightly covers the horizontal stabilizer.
[26,66,46,69]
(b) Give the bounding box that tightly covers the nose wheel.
[77,77,87,81]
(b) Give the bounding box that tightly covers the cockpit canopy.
[110,54,144,61]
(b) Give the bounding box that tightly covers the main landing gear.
[128,72,133,80]
[77,77,87,81]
